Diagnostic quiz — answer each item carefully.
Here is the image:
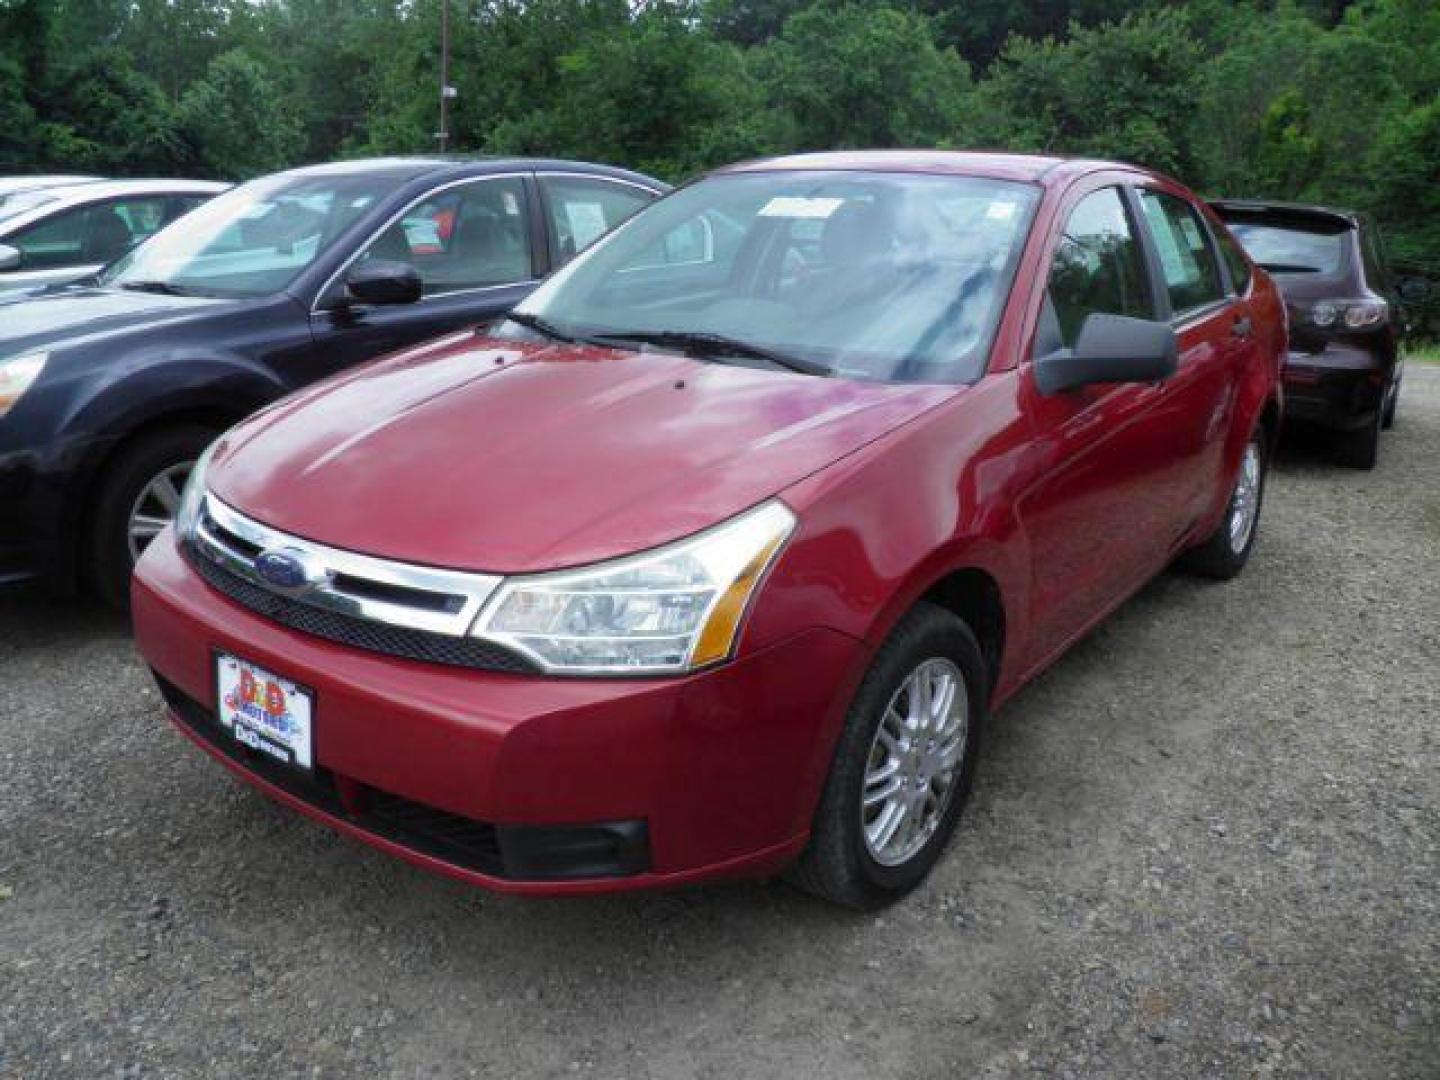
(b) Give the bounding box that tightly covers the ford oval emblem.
[254,546,321,595]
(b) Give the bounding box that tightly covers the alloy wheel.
[1227,439,1262,554]
[126,461,193,562]
[861,657,969,867]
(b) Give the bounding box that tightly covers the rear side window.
[541,176,655,264]
[1046,187,1153,346]
[10,196,173,269]
[1138,190,1226,315]
[1214,225,1252,294]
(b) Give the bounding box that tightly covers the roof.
[279,156,666,190]
[716,150,1143,184]
[41,178,231,201]
[0,175,102,196]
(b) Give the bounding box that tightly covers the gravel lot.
[2,366,1437,1079]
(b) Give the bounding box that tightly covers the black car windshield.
[507,170,1040,384]
[100,172,411,297]
[1227,221,1348,275]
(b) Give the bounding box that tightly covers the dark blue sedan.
[0,156,666,605]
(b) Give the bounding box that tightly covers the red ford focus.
[133,152,1284,908]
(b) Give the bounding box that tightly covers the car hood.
[210,335,954,573]
[0,286,228,354]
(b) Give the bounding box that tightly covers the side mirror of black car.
[1398,276,1431,304]
[0,243,21,273]
[345,260,422,306]
[1035,313,1179,395]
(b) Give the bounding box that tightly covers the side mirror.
[1398,276,1431,304]
[0,244,21,273]
[345,260,422,306]
[1035,313,1178,395]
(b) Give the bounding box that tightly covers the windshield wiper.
[118,280,193,296]
[1258,262,1322,274]
[502,310,579,344]
[590,329,829,377]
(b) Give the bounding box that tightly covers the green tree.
[178,48,303,179]
[969,9,1203,175]
[756,4,971,151]
[37,47,186,173]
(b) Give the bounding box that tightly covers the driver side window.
[356,176,532,297]
[1046,187,1152,348]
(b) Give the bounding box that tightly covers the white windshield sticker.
[565,201,609,250]
[757,196,845,219]
[502,191,520,216]
[986,200,1018,220]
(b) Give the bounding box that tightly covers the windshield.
[1227,221,1348,275]
[509,170,1040,384]
[100,172,410,297]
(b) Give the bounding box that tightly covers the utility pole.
[436,0,454,152]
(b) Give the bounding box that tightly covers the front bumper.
[0,444,50,585]
[1282,343,1388,430]
[132,531,866,895]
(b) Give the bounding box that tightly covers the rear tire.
[88,425,215,610]
[1178,426,1267,580]
[1381,370,1399,431]
[1337,409,1381,470]
[787,602,986,910]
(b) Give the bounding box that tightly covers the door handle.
[1231,315,1253,339]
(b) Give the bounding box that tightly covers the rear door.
[536,173,659,268]
[1133,186,1251,527]
[307,173,542,381]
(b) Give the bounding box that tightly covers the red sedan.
[133,152,1284,908]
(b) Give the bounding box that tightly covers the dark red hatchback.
[133,152,1284,908]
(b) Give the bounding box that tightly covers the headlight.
[174,439,219,542]
[0,351,48,418]
[472,500,796,674]
[1309,301,1339,328]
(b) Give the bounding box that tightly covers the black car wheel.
[1337,408,1382,470]
[89,425,216,609]
[787,602,986,910]
[1381,368,1400,431]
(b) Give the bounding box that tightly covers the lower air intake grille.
[155,673,505,876]
[188,547,538,674]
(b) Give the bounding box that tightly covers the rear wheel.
[89,425,215,609]
[787,603,986,910]
[1381,368,1400,431]
[1337,408,1381,470]
[1178,426,1267,580]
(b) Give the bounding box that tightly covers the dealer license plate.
[215,653,314,772]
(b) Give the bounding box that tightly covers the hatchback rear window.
[1223,220,1348,276]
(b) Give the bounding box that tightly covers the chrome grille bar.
[191,494,502,637]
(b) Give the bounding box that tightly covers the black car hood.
[0,286,231,355]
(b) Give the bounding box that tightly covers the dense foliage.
[1,0,1437,275]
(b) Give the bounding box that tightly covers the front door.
[307,174,540,383]
[1015,184,1180,669]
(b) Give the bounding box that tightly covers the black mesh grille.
[155,674,505,876]
[187,547,538,674]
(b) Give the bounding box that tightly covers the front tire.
[787,603,986,910]
[89,425,215,609]
[1178,426,1267,580]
